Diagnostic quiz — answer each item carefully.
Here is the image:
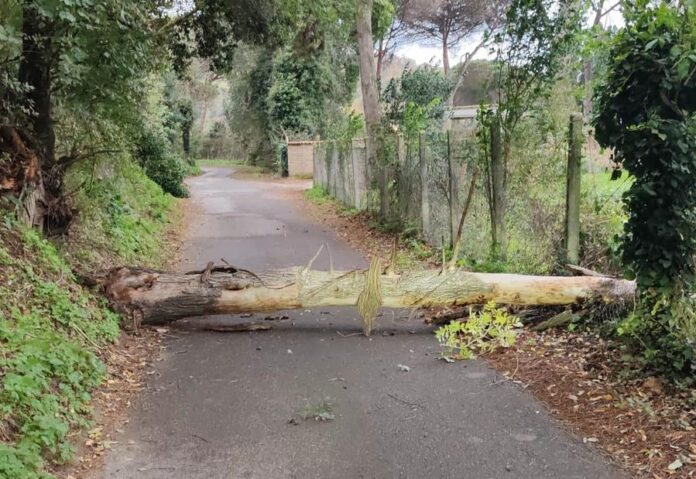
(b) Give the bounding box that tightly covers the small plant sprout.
[293,399,335,423]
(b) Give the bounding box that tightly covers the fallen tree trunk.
[96,264,636,326]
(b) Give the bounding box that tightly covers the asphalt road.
[99,168,624,479]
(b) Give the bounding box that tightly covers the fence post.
[447,130,456,248]
[490,118,506,259]
[397,135,405,217]
[565,113,584,265]
[420,132,430,239]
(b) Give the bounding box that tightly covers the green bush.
[135,129,189,198]
[62,155,175,269]
[593,1,696,380]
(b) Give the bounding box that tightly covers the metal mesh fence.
[312,125,625,274]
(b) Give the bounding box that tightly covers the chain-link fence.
[313,131,478,248]
[313,121,625,274]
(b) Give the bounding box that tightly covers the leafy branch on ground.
[435,302,522,360]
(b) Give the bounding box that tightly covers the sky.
[396,7,625,67]
[396,30,490,66]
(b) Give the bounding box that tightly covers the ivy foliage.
[594,0,696,290]
[593,0,696,379]
[267,46,358,136]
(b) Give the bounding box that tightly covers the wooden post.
[447,131,456,248]
[565,113,584,265]
[490,118,506,259]
[379,163,389,219]
[396,135,405,217]
[420,132,430,239]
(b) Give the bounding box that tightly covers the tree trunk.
[565,113,583,264]
[449,165,479,270]
[356,0,386,217]
[18,5,55,164]
[182,125,191,161]
[0,126,45,229]
[442,30,450,76]
[376,37,385,87]
[356,0,381,139]
[97,265,636,326]
[583,0,605,118]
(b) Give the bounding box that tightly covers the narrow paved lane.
[100,168,623,479]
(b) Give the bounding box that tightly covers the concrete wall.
[288,142,314,177]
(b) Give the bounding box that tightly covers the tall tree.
[4,0,164,228]
[400,0,490,75]
[356,0,390,216]
[372,0,407,86]
[581,0,620,117]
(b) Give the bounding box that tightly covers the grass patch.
[304,185,331,204]
[59,155,178,270]
[291,399,335,423]
[196,158,244,168]
[184,161,203,176]
[196,159,270,177]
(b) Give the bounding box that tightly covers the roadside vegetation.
[0,3,188,477]
[0,157,177,478]
[2,0,696,477]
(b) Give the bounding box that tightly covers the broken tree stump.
[95,264,637,326]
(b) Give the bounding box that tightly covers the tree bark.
[0,126,45,228]
[356,0,381,139]
[356,0,387,217]
[97,265,636,326]
[449,165,479,270]
[441,29,450,76]
[182,127,192,162]
[376,37,385,87]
